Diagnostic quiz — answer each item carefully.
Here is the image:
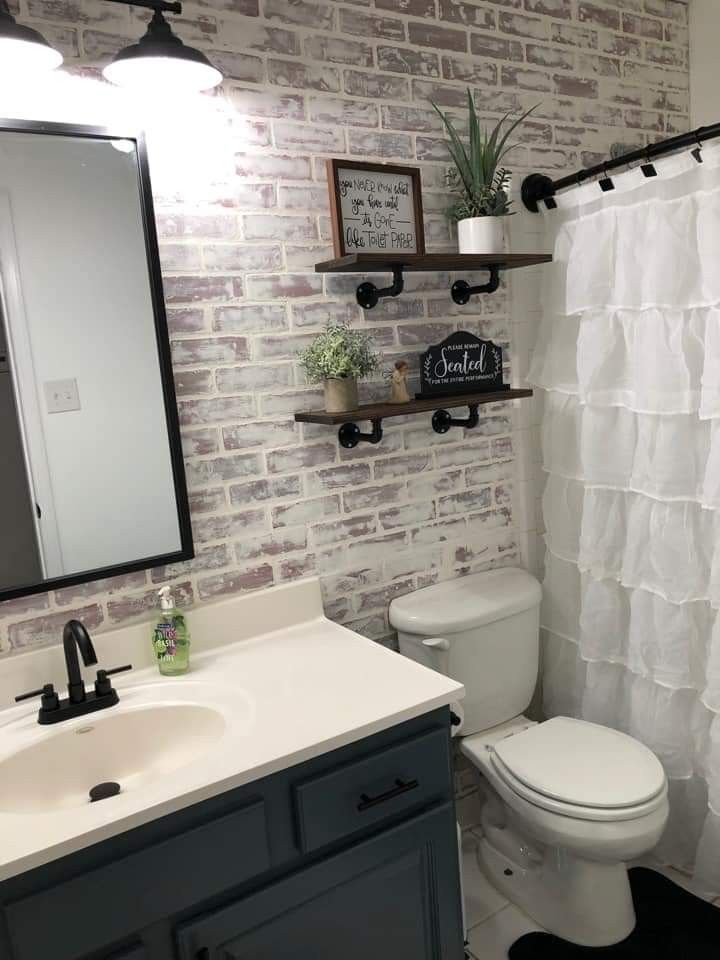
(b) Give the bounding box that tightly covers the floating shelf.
[315,253,552,273]
[295,388,533,448]
[315,253,553,309]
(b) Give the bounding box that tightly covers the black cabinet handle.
[357,778,419,812]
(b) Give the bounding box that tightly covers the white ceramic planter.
[457,216,507,255]
[324,377,358,413]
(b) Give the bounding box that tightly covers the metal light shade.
[0,0,63,74]
[103,10,222,92]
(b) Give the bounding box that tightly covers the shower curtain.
[529,145,720,896]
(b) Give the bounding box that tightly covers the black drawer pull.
[357,778,419,812]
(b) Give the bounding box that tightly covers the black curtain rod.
[521,121,720,213]
[101,0,182,14]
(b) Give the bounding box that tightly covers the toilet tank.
[389,568,542,736]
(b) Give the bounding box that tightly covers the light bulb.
[102,10,222,94]
[0,2,63,76]
[103,55,221,93]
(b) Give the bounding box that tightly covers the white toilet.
[389,567,669,948]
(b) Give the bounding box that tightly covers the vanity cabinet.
[177,803,459,960]
[0,709,463,960]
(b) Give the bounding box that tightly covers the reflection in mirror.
[0,125,192,600]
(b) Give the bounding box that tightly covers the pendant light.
[0,0,63,75]
[103,2,222,93]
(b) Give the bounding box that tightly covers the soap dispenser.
[152,586,190,676]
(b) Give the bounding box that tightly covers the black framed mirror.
[0,118,193,602]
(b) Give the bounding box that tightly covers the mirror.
[0,120,192,601]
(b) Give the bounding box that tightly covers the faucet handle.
[104,664,133,677]
[15,683,60,712]
[15,686,45,702]
[95,664,132,697]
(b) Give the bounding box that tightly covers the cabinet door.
[101,947,147,960]
[177,802,463,960]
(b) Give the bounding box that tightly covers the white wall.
[0,134,181,577]
[690,0,719,127]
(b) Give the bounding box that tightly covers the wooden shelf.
[315,253,552,309]
[315,253,552,274]
[295,389,532,426]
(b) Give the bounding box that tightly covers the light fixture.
[102,0,222,93]
[0,0,63,75]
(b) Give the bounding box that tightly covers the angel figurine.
[389,360,411,403]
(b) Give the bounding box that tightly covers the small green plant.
[430,90,539,221]
[298,321,380,382]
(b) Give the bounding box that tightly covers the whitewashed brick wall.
[0,0,689,667]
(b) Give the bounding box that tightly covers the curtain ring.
[692,132,704,164]
[598,162,615,192]
[641,147,658,178]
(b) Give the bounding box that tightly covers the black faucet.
[64,620,98,704]
[15,620,132,725]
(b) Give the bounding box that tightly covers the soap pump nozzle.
[158,586,174,612]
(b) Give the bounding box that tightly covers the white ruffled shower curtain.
[529,144,720,897]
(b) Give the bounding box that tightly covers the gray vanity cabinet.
[177,803,460,960]
[0,709,463,960]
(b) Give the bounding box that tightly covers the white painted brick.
[0,4,690,823]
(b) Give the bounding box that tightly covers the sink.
[0,702,226,814]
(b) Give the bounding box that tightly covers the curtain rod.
[521,121,720,213]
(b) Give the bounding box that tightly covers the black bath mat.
[508,868,720,959]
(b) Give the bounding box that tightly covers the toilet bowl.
[461,716,668,946]
[389,569,670,948]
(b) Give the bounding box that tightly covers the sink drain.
[89,781,121,803]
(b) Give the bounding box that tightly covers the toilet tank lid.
[389,568,541,635]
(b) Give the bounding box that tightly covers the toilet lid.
[492,717,666,809]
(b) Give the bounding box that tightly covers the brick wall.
[0,0,689,660]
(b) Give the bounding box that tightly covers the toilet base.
[479,835,637,947]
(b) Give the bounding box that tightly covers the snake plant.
[431,90,539,221]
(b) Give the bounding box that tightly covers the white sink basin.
[0,698,227,814]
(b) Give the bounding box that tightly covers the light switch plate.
[44,378,81,414]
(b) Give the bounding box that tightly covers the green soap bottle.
[152,586,190,676]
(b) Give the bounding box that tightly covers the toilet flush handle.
[422,637,450,650]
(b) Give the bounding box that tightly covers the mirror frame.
[0,117,193,603]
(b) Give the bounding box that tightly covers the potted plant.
[431,90,538,254]
[298,320,380,413]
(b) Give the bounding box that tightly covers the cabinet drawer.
[294,727,451,853]
[4,800,269,960]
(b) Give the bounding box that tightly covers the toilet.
[389,567,669,948]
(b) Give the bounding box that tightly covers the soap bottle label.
[153,622,177,660]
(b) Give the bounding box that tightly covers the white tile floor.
[461,829,720,960]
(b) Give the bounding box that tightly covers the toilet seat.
[489,753,668,823]
[463,716,667,823]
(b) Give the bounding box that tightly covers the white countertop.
[0,578,463,882]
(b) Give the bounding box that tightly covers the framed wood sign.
[327,159,425,258]
[417,332,506,399]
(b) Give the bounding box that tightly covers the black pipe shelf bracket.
[432,404,480,434]
[451,265,500,305]
[356,263,502,309]
[356,267,404,310]
[338,418,383,449]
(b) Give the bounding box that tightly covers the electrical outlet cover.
[44,378,81,414]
